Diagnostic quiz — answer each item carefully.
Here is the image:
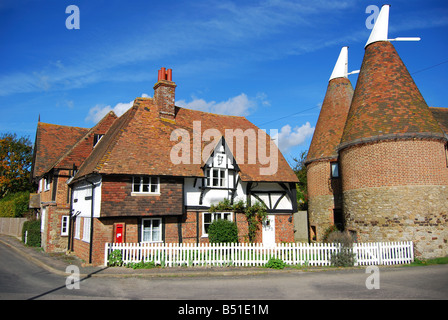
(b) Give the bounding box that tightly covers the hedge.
[22,219,41,247]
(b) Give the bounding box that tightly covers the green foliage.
[244,201,267,243]
[22,219,41,247]
[0,191,31,217]
[108,249,123,267]
[209,199,267,243]
[290,151,308,210]
[207,219,239,244]
[126,260,157,269]
[324,227,356,267]
[0,133,33,199]
[264,257,286,269]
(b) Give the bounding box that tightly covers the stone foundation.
[343,185,448,258]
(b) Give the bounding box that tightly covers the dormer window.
[205,168,227,188]
[93,134,104,148]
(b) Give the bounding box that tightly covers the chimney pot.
[154,67,176,120]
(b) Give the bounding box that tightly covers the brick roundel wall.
[306,160,343,241]
[340,138,448,258]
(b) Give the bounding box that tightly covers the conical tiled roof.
[306,48,354,163]
[339,41,444,149]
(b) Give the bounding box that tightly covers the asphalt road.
[1,240,447,301]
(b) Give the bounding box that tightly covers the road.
[1,240,447,301]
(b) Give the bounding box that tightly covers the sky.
[1,0,447,164]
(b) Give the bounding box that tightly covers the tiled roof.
[32,122,88,179]
[53,112,118,169]
[430,107,448,137]
[74,97,298,183]
[340,41,445,149]
[306,77,354,163]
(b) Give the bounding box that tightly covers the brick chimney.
[153,67,176,120]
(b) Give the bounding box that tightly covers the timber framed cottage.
[31,68,298,265]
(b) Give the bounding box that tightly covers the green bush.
[324,229,356,267]
[22,219,41,247]
[265,257,286,269]
[207,219,239,244]
[126,260,157,269]
[108,249,123,266]
[0,191,30,217]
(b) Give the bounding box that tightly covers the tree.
[290,150,308,210]
[0,133,33,199]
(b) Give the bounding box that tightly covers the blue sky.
[1,0,447,163]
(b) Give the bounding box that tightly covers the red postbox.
[114,224,124,243]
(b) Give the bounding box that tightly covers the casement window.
[74,218,81,239]
[132,176,160,194]
[61,216,69,236]
[141,218,162,243]
[205,168,227,188]
[82,217,91,243]
[202,212,233,237]
[330,162,339,178]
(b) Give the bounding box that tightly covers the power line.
[411,59,448,75]
[258,105,320,126]
[258,59,448,127]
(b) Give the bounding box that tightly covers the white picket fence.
[104,241,414,267]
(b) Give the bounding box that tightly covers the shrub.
[265,257,286,269]
[207,219,238,244]
[22,219,41,247]
[324,230,356,267]
[0,191,31,217]
[108,249,123,267]
[126,261,157,269]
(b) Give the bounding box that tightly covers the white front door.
[262,215,276,246]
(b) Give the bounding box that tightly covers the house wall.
[340,138,448,258]
[306,160,342,241]
[100,175,183,217]
[40,169,72,253]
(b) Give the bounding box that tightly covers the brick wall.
[340,138,448,258]
[101,175,183,217]
[307,160,343,241]
[340,139,448,190]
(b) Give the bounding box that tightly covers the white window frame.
[141,218,163,243]
[74,217,81,239]
[202,212,233,237]
[44,176,51,191]
[82,217,91,243]
[331,162,339,178]
[132,176,160,195]
[205,168,227,188]
[61,215,69,236]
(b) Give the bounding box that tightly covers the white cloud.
[85,93,150,123]
[273,122,315,153]
[176,92,269,117]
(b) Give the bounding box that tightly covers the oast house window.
[132,176,160,194]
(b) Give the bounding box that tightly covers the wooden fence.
[104,241,414,267]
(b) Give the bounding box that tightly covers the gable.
[32,122,88,179]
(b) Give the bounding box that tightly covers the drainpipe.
[67,185,74,251]
[86,178,96,264]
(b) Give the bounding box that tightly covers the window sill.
[131,192,161,197]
